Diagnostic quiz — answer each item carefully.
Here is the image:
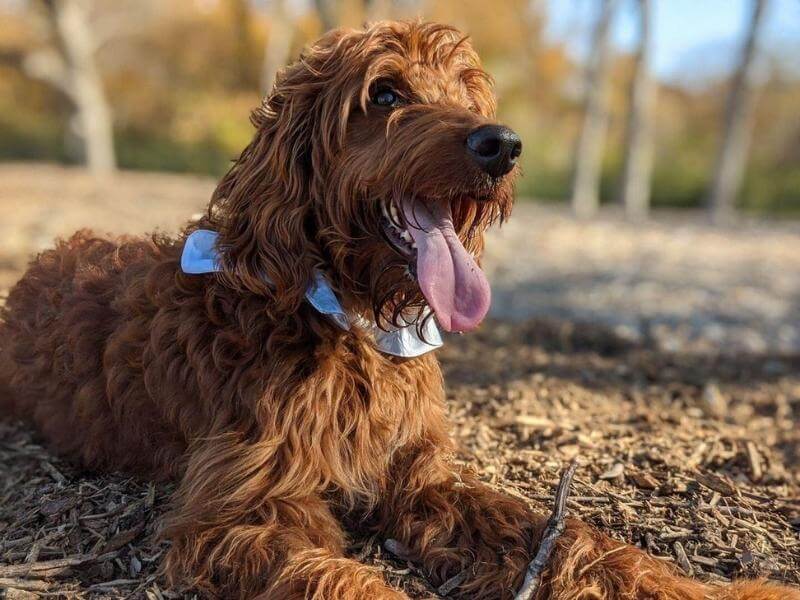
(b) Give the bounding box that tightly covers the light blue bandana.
[180,229,443,358]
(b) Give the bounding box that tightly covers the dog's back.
[0,229,189,477]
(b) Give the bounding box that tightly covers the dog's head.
[210,21,520,333]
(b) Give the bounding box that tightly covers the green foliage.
[649,163,709,209]
[0,104,69,164]
[516,165,570,202]
[741,166,800,215]
[512,136,800,213]
[116,129,235,176]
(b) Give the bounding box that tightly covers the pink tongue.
[401,199,491,332]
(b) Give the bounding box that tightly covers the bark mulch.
[1,318,798,599]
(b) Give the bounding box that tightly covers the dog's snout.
[465,125,522,178]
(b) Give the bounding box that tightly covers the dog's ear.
[209,30,356,313]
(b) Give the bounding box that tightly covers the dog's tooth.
[400,230,412,243]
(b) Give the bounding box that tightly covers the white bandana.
[180,229,443,358]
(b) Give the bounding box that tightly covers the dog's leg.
[377,446,799,600]
[376,446,538,599]
[163,438,408,600]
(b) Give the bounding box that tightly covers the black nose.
[465,125,522,177]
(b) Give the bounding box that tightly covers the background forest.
[1,0,798,217]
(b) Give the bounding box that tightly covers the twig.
[0,552,116,578]
[383,538,412,561]
[86,578,141,591]
[39,460,67,484]
[437,567,469,596]
[673,541,693,575]
[745,441,762,482]
[514,460,578,600]
[0,556,94,578]
[0,578,54,592]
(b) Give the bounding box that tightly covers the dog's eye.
[372,87,400,108]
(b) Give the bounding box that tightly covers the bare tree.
[617,0,654,221]
[707,0,768,223]
[228,0,260,90]
[313,0,336,31]
[570,0,619,219]
[520,0,544,98]
[259,0,293,96]
[25,0,116,175]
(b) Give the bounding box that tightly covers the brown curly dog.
[1,20,796,600]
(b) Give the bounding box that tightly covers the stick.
[0,552,116,578]
[0,578,54,592]
[437,567,469,596]
[514,460,579,600]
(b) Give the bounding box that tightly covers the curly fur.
[1,20,797,600]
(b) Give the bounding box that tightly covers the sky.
[544,0,800,85]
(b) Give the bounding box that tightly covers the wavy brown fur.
[1,21,797,600]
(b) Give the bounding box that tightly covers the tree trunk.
[314,0,336,31]
[47,0,116,175]
[229,0,259,90]
[707,0,767,223]
[521,0,543,99]
[570,0,618,219]
[260,0,293,96]
[617,0,654,221]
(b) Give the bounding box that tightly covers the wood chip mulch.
[2,318,799,598]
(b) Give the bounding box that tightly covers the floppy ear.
[209,30,356,313]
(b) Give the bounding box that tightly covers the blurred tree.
[707,0,768,223]
[570,0,619,218]
[259,0,293,95]
[25,0,116,174]
[314,0,336,30]
[519,0,544,98]
[228,0,261,90]
[617,0,654,220]
[0,0,798,212]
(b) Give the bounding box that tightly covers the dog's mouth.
[381,201,418,261]
[380,197,491,333]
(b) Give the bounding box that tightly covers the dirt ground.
[1,164,799,598]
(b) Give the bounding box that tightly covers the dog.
[1,21,797,600]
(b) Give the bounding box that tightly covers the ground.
[0,164,798,599]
